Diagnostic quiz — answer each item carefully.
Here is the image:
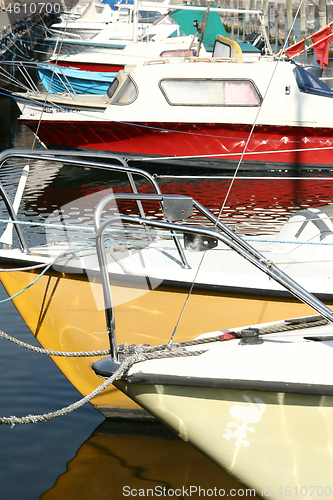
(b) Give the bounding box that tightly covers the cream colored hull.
[0,268,318,417]
[117,383,333,500]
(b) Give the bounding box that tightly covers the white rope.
[0,354,138,426]
[0,348,204,426]
[0,329,111,357]
[0,263,49,272]
[1,313,327,425]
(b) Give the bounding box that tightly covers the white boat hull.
[115,319,333,498]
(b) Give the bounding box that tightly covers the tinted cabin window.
[160,79,261,106]
[106,78,119,99]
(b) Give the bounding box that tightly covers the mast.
[133,0,138,43]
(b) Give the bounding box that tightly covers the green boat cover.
[170,7,229,48]
[170,7,261,53]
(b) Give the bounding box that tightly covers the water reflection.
[154,174,333,234]
[1,158,333,238]
[41,419,259,500]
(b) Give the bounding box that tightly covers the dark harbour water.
[1,57,333,500]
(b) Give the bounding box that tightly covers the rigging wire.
[167,0,306,345]
[28,5,73,153]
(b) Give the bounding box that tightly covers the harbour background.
[1,0,333,58]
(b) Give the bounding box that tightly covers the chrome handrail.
[94,195,333,362]
[0,181,28,251]
[0,150,161,251]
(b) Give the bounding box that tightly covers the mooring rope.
[0,240,96,303]
[0,347,204,426]
[0,329,111,357]
[0,309,329,426]
[0,262,50,272]
[0,353,140,425]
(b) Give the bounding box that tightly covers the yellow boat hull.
[0,267,318,417]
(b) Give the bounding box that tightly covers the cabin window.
[110,76,137,104]
[159,79,261,106]
[160,49,196,57]
[294,64,333,98]
[212,40,231,59]
[106,78,119,99]
[137,10,162,23]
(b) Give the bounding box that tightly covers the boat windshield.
[137,10,163,23]
[108,76,137,104]
[294,65,333,98]
[160,78,261,106]
[106,78,119,99]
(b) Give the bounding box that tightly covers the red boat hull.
[50,61,125,73]
[23,120,333,168]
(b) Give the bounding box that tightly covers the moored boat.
[36,35,205,94]
[113,313,333,500]
[45,0,177,53]
[1,149,333,419]
[14,58,333,171]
